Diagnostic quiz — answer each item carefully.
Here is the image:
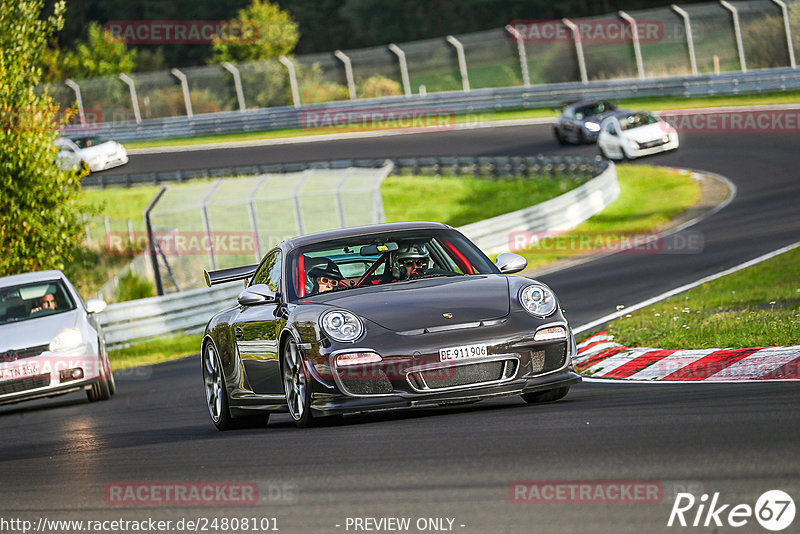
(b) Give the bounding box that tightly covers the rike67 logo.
[668,490,795,531]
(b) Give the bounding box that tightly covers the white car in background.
[597,111,679,160]
[55,136,129,173]
[0,271,115,405]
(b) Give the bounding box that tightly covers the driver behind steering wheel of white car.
[396,244,431,280]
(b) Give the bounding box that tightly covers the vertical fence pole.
[279,56,301,108]
[720,0,747,73]
[334,50,357,100]
[248,176,269,260]
[201,179,223,271]
[671,5,699,76]
[388,44,412,96]
[170,68,193,118]
[222,62,247,111]
[504,25,531,87]
[118,73,142,124]
[144,186,168,296]
[561,18,588,84]
[770,0,796,68]
[64,79,86,128]
[335,173,352,228]
[619,11,645,79]
[446,35,471,92]
[292,171,313,235]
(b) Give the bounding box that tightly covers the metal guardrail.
[83,155,608,188]
[81,67,800,143]
[98,283,241,347]
[95,155,613,346]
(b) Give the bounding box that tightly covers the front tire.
[282,337,315,428]
[521,386,570,404]
[87,374,111,402]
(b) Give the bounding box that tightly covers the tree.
[211,0,299,64]
[43,22,137,82]
[0,0,87,275]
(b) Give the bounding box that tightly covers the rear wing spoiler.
[204,264,258,287]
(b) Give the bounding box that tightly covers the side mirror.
[495,253,527,274]
[86,299,107,314]
[238,284,277,306]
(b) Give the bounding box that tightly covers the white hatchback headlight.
[585,121,601,132]
[519,284,558,318]
[320,310,364,343]
[49,328,83,352]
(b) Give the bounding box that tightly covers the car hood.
[623,122,671,142]
[0,310,79,351]
[313,275,510,332]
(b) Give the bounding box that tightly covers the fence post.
[504,25,531,87]
[618,11,645,79]
[144,186,168,296]
[222,62,247,111]
[561,18,588,84]
[248,176,269,260]
[279,56,301,107]
[201,179,223,271]
[671,5,699,76]
[446,35,471,92]
[770,0,796,68]
[388,44,412,96]
[334,50,357,100]
[170,68,193,118]
[720,0,747,73]
[64,79,86,128]
[118,73,142,124]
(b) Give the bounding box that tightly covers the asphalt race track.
[3,124,799,533]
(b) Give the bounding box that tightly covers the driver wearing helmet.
[308,260,343,294]
[395,243,431,280]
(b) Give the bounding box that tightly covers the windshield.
[72,137,104,149]
[574,101,615,120]
[0,280,76,325]
[619,112,658,131]
[287,229,498,301]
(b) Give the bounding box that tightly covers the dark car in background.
[553,99,621,144]
[201,222,581,430]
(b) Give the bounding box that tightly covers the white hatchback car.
[0,271,115,405]
[55,136,129,173]
[597,111,679,160]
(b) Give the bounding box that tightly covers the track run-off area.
[3,120,799,533]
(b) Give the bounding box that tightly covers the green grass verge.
[601,246,800,349]
[108,333,200,370]
[516,165,700,270]
[124,90,800,149]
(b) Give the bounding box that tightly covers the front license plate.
[2,362,39,381]
[439,344,488,362]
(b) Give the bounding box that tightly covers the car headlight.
[585,121,601,132]
[320,310,364,343]
[49,328,83,352]
[519,284,557,317]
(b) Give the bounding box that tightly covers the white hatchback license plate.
[2,362,39,381]
[439,344,488,362]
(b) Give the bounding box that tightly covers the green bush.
[0,0,89,276]
[116,271,155,302]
